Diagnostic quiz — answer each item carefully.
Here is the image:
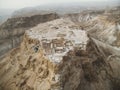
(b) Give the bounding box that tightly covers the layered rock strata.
[0,18,120,90]
[67,8,120,48]
[0,13,59,57]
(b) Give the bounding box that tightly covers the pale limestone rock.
[0,18,120,90]
[0,13,59,57]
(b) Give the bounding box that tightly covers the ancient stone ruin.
[0,18,120,90]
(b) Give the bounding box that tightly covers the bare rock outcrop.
[0,12,59,57]
[86,15,120,47]
[67,8,120,48]
[0,18,120,90]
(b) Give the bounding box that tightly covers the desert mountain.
[0,5,120,90]
[67,6,120,47]
[0,16,120,90]
[0,12,59,58]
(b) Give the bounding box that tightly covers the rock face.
[0,13,59,29]
[0,12,59,57]
[67,7,120,47]
[0,18,120,90]
[85,15,120,47]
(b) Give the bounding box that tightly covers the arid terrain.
[0,5,120,90]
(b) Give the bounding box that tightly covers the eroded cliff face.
[67,8,120,48]
[0,13,59,57]
[0,18,120,90]
[86,15,120,47]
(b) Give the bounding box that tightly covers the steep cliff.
[0,12,59,57]
[67,8,120,47]
[85,14,120,47]
[0,18,120,90]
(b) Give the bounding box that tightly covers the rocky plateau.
[0,12,59,58]
[0,6,120,90]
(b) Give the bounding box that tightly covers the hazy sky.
[0,0,119,9]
